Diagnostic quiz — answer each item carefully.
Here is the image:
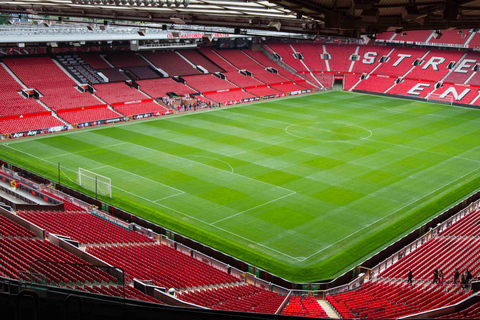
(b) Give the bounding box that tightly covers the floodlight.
[268,21,281,32]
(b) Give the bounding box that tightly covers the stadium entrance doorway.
[333,76,343,91]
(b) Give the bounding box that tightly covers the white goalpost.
[77,168,112,198]
[426,93,453,105]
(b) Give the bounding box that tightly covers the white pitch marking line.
[153,193,184,202]
[382,107,403,114]
[211,191,296,225]
[88,165,110,172]
[102,165,185,195]
[126,142,296,195]
[299,165,480,261]
[119,143,299,226]
[184,155,234,173]
[284,121,373,142]
[43,142,128,159]
[2,144,301,261]
[210,224,300,261]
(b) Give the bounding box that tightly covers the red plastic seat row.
[4,57,101,111]
[87,243,239,290]
[328,280,471,319]
[0,237,116,285]
[141,51,201,76]
[281,296,328,318]
[178,284,286,314]
[18,210,154,245]
[93,82,150,104]
[0,215,36,238]
[81,284,164,304]
[0,114,64,135]
[137,78,197,98]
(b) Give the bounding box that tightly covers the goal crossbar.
[426,93,453,105]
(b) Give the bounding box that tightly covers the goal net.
[77,168,111,198]
[426,93,453,105]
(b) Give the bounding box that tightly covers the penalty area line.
[2,144,303,262]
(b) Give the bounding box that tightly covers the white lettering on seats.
[440,87,471,101]
[393,54,412,67]
[362,52,378,64]
[407,83,431,95]
[454,59,477,74]
[422,57,446,71]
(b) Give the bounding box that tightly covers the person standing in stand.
[465,269,473,284]
[453,268,460,284]
[407,269,413,284]
[432,269,439,284]
[461,273,467,288]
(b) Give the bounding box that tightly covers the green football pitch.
[2,91,480,282]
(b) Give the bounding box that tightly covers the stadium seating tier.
[0,115,64,135]
[266,43,309,72]
[18,210,155,245]
[137,78,197,97]
[281,296,328,317]
[183,74,238,92]
[328,280,470,319]
[141,51,201,76]
[4,57,102,111]
[354,75,396,93]
[113,101,168,116]
[178,284,286,314]
[105,52,149,68]
[58,107,122,124]
[86,243,239,290]
[204,90,257,104]
[93,82,149,104]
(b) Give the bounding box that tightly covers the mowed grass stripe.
[2,91,480,282]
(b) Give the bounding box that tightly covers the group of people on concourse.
[407,268,474,287]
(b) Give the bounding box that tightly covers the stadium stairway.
[176,51,201,71]
[241,49,306,83]
[282,45,325,88]
[264,43,308,73]
[401,50,431,79]
[465,31,479,47]
[321,45,331,72]
[439,52,469,83]
[346,46,359,73]
[319,299,340,318]
[137,52,169,77]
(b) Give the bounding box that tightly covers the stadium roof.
[1,0,479,38]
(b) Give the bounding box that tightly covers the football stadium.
[1,1,480,319]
